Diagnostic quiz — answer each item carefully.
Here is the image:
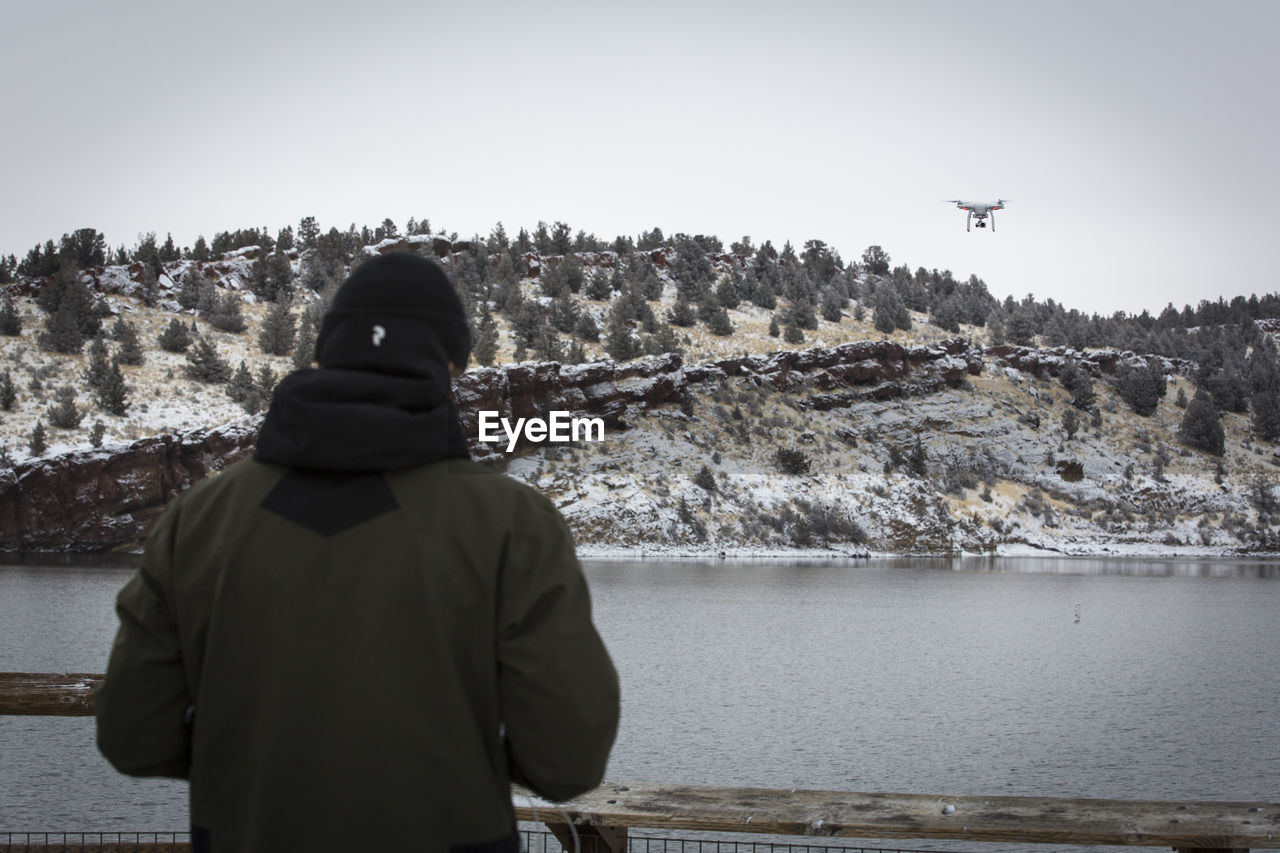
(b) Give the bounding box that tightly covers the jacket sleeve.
[497,494,620,802]
[95,502,193,779]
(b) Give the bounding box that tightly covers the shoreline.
[2,542,1277,563]
[573,542,1280,561]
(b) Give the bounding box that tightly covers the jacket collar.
[254,367,470,471]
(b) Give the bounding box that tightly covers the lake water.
[2,555,1278,835]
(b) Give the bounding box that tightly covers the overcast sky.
[2,0,1276,316]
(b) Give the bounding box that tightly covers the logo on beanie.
[371,324,387,347]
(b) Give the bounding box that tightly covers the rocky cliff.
[0,339,974,551]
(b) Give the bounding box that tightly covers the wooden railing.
[3,673,1278,853]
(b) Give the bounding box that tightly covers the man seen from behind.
[96,251,620,852]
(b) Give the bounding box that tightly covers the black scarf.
[255,367,470,471]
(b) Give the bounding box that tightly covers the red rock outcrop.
[0,420,260,552]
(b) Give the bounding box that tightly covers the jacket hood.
[254,367,470,471]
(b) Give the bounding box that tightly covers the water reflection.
[0,552,142,570]
[942,555,1280,578]
[583,554,1280,579]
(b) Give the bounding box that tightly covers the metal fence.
[0,830,971,853]
[519,829,971,853]
[0,833,189,851]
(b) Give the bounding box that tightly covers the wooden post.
[0,672,101,715]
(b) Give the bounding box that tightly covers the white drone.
[945,199,1007,232]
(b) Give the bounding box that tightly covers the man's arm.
[497,496,620,802]
[95,507,193,779]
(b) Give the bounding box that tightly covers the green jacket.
[97,374,619,852]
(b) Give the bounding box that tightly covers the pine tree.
[84,337,111,394]
[1248,343,1280,441]
[821,287,844,323]
[751,277,777,311]
[1253,387,1280,442]
[873,286,910,334]
[1180,388,1225,456]
[532,325,563,362]
[788,298,819,331]
[861,245,891,276]
[929,296,961,333]
[138,266,161,307]
[258,298,296,356]
[641,323,677,357]
[196,279,218,316]
[28,420,47,456]
[249,255,271,301]
[185,335,232,383]
[549,290,580,334]
[0,369,16,411]
[668,298,697,327]
[1115,359,1164,416]
[177,270,204,310]
[47,386,84,428]
[558,254,585,294]
[38,305,84,353]
[297,216,320,252]
[908,436,928,477]
[89,421,106,448]
[1063,407,1080,440]
[586,273,613,301]
[113,318,145,365]
[191,236,211,262]
[226,361,255,403]
[574,314,600,344]
[256,364,277,400]
[716,276,742,311]
[265,250,293,301]
[473,305,499,366]
[59,271,105,338]
[604,310,640,362]
[96,358,129,416]
[293,317,318,370]
[158,318,193,352]
[707,306,733,337]
[773,447,811,475]
[208,291,246,333]
[1060,361,1097,411]
[0,293,21,335]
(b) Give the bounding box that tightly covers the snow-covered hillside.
[2,247,1277,555]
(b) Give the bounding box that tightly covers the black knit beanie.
[314,252,471,376]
